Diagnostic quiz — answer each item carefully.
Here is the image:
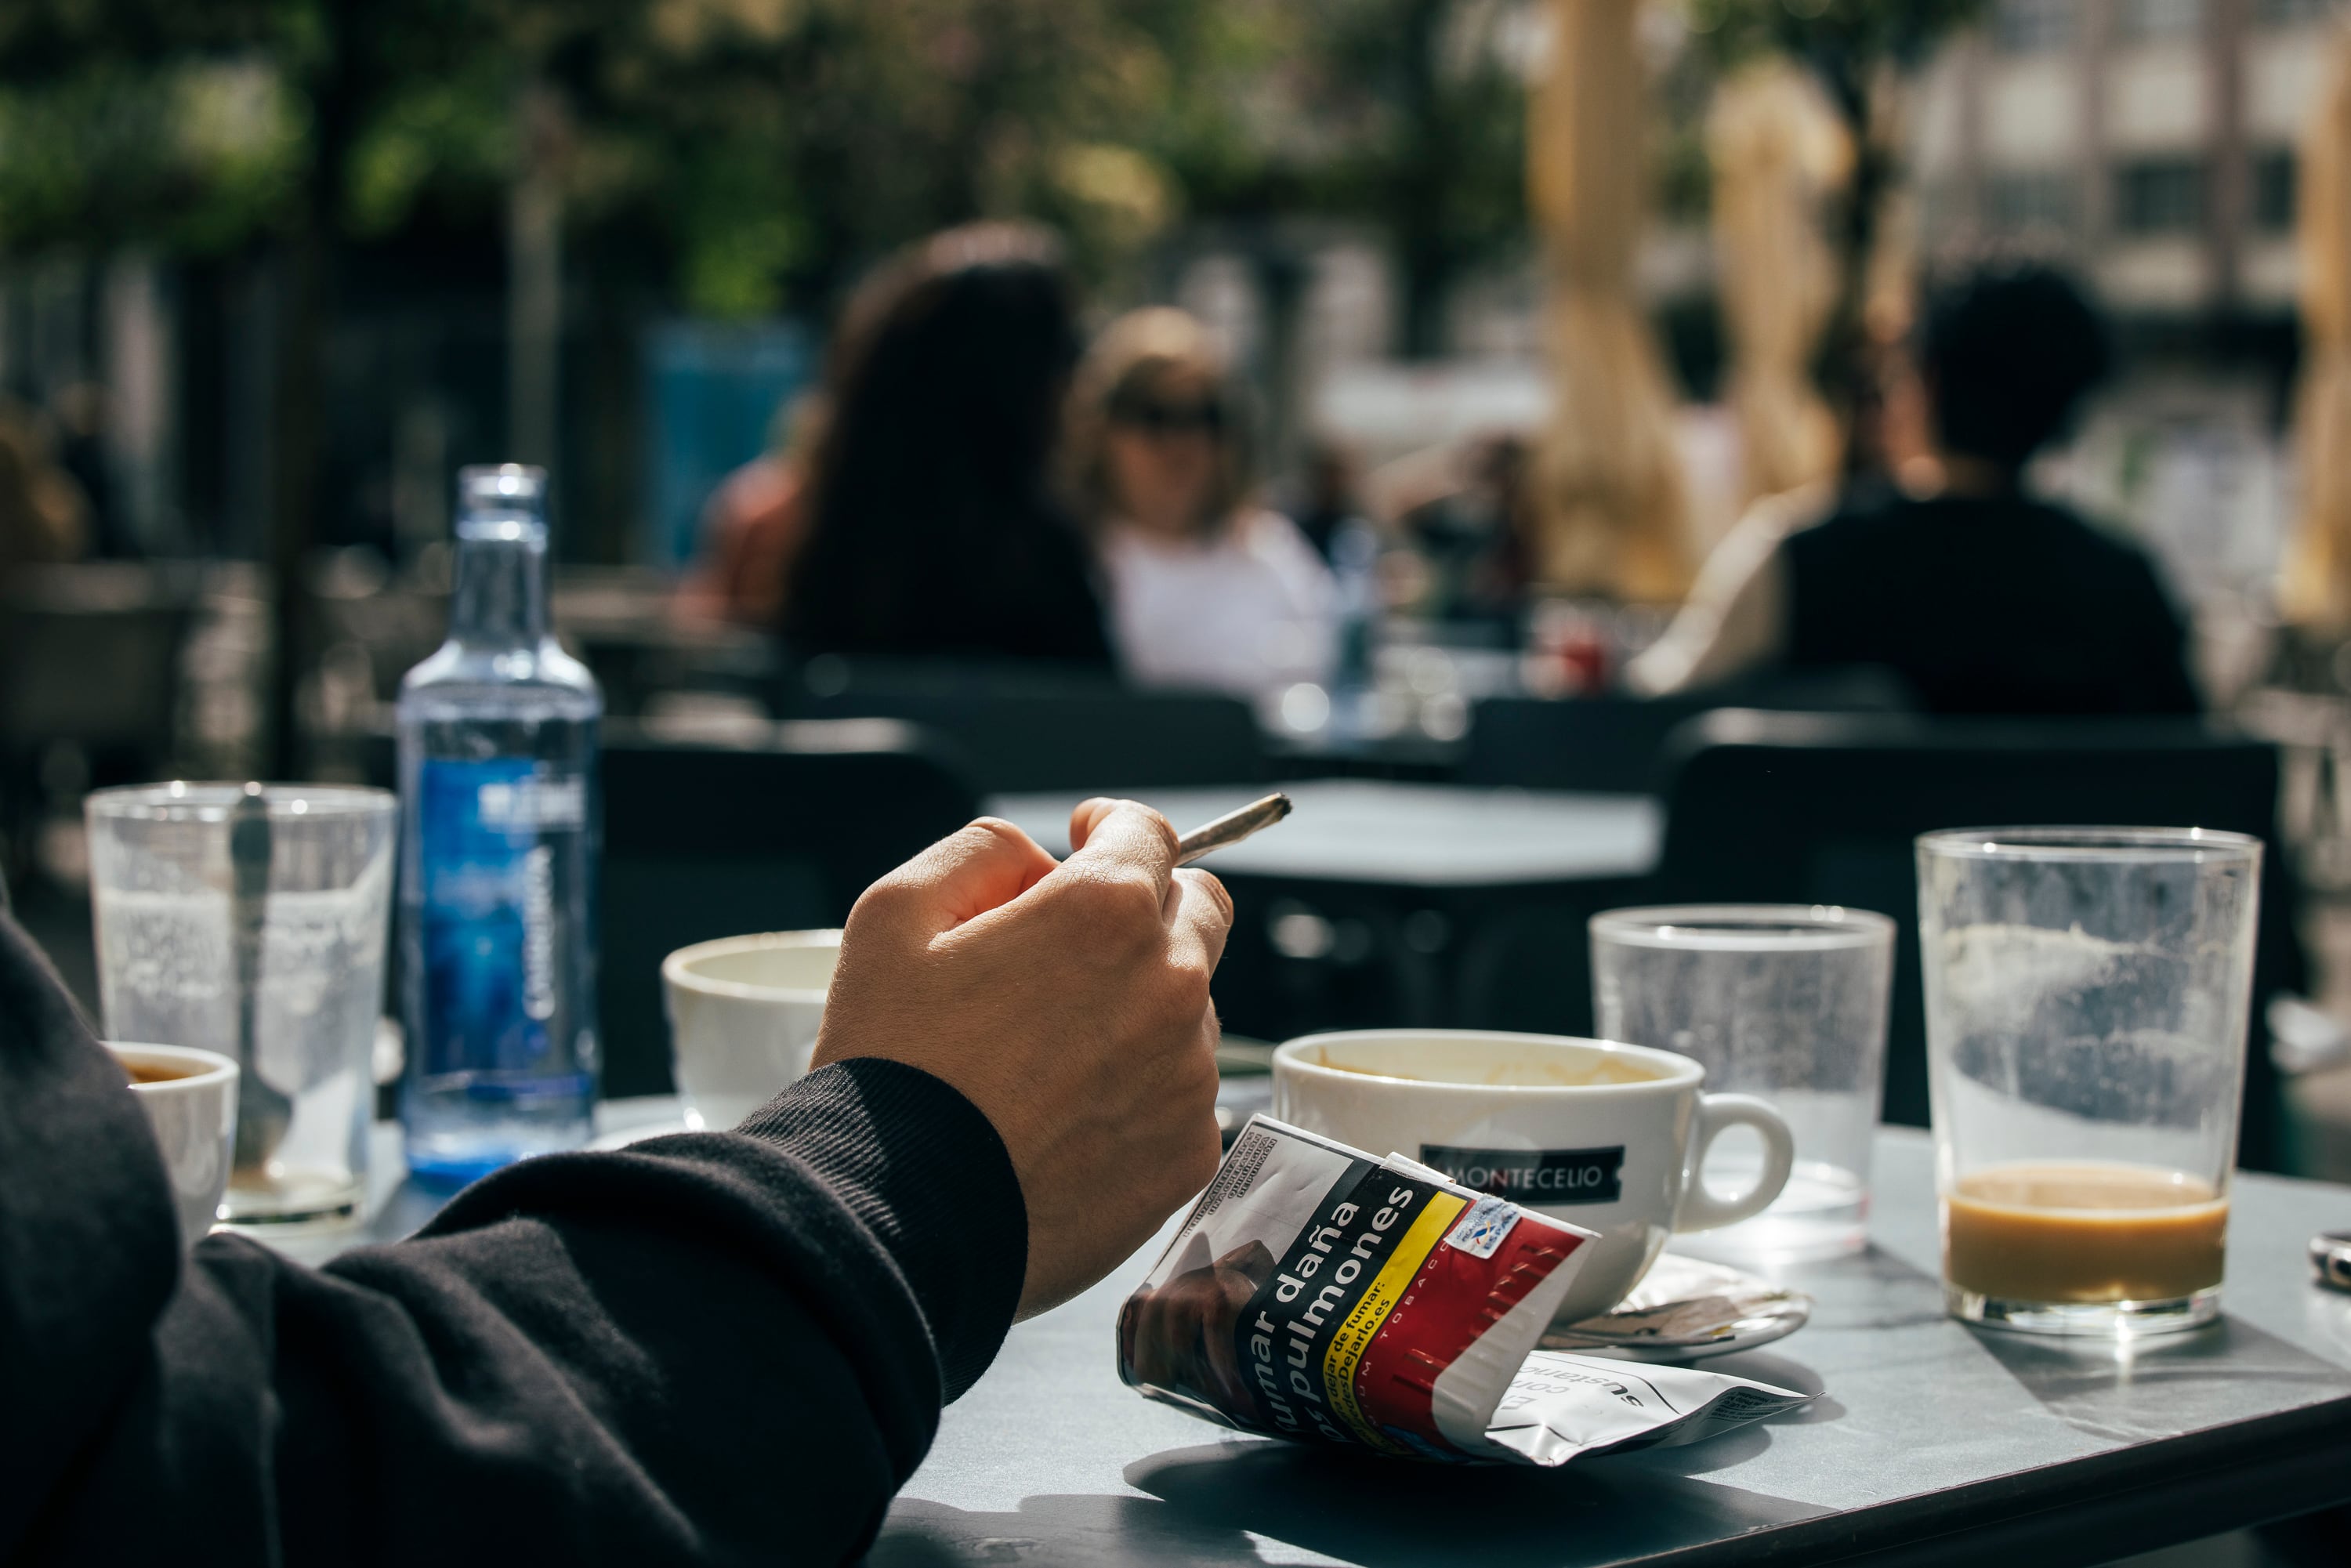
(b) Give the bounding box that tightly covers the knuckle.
[1133,806,1180,860]
[847,875,919,926]
[1159,956,1214,1016]
[1176,868,1234,926]
[1057,867,1164,930]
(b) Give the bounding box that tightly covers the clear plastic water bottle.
[397,464,600,1183]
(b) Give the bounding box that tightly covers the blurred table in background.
[552,568,776,716]
[989,780,1661,1042]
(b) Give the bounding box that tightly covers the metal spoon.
[230,781,292,1173]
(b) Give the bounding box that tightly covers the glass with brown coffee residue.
[1917,827,2261,1336]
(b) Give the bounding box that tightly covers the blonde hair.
[1065,307,1254,537]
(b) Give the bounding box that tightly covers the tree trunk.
[1392,0,1454,360]
[264,228,324,780]
[265,39,355,778]
[1813,50,1893,483]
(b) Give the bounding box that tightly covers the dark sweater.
[1781,492,2201,717]
[0,909,1026,1566]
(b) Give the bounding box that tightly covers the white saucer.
[1541,1252,1813,1363]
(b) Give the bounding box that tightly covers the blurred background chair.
[597,719,980,1096]
[1462,668,1913,794]
[0,563,196,875]
[1646,709,2302,1170]
[772,656,1267,792]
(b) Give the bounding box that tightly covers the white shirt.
[1100,509,1339,699]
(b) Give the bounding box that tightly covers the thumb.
[859,817,1061,938]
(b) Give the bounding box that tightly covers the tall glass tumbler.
[1917,827,2261,1336]
[1592,905,1894,1261]
[89,784,397,1228]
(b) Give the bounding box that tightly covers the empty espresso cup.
[1272,1030,1795,1325]
[110,1042,240,1248]
[661,931,840,1129]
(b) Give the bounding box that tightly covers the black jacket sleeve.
[0,909,1026,1566]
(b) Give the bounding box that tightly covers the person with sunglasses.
[1067,309,1338,703]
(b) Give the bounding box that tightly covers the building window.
[2115,158,2206,233]
[1995,0,2078,51]
[2255,150,2297,231]
[1989,171,2081,235]
[2117,0,2204,40]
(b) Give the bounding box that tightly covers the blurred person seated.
[1631,263,2199,715]
[1283,436,1366,564]
[8,798,1230,1565]
[1388,432,1535,630]
[0,400,91,585]
[51,381,135,559]
[1068,308,1336,699]
[678,393,824,628]
[781,224,1111,668]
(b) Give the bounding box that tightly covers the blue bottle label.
[417,759,587,1079]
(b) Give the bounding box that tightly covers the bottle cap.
[458,464,548,514]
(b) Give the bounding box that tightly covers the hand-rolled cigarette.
[1173,792,1292,867]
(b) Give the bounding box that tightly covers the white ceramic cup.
[1272,1029,1796,1325]
[661,931,840,1129]
[109,1042,240,1249]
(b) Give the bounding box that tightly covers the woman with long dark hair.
[781,223,1110,666]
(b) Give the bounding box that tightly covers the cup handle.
[1672,1093,1796,1233]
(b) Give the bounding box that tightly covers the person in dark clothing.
[781,223,1113,668]
[6,798,1229,1565]
[1632,263,2200,715]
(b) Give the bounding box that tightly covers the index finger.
[1064,797,1179,903]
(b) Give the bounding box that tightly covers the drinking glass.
[1917,827,2261,1336]
[89,783,397,1228]
[1592,904,1893,1261]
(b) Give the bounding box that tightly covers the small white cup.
[1272,1029,1795,1325]
[110,1042,240,1249]
[661,931,840,1130]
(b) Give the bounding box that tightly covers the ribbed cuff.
[736,1059,1027,1400]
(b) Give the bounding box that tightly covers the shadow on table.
[1970,1313,2351,1444]
[872,1494,1268,1567]
[1117,1434,1832,1568]
[1688,1349,1849,1426]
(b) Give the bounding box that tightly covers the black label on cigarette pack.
[1418,1144,1624,1204]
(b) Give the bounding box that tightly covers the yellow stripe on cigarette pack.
[1320,1190,1469,1452]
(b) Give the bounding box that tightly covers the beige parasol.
[2284,21,2351,630]
[1527,0,1691,602]
[1708,57,1847,505]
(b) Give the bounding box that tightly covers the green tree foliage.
[1146,0,1531,357]
[0,0,1535,331]
[1685,0,1984,76]
[0,0,1241,313]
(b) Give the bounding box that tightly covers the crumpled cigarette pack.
[1118,1116,1810,1465]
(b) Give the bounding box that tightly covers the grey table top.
[878,1126,2351,1567]
[322,1110,2351,1566]
[986,781,1661,889]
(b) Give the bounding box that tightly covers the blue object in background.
[640,319,814,567]
[398,465,603,1186]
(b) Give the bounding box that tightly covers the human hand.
[811,798,1233,1317]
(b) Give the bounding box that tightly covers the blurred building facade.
[1912,0,2338,324]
